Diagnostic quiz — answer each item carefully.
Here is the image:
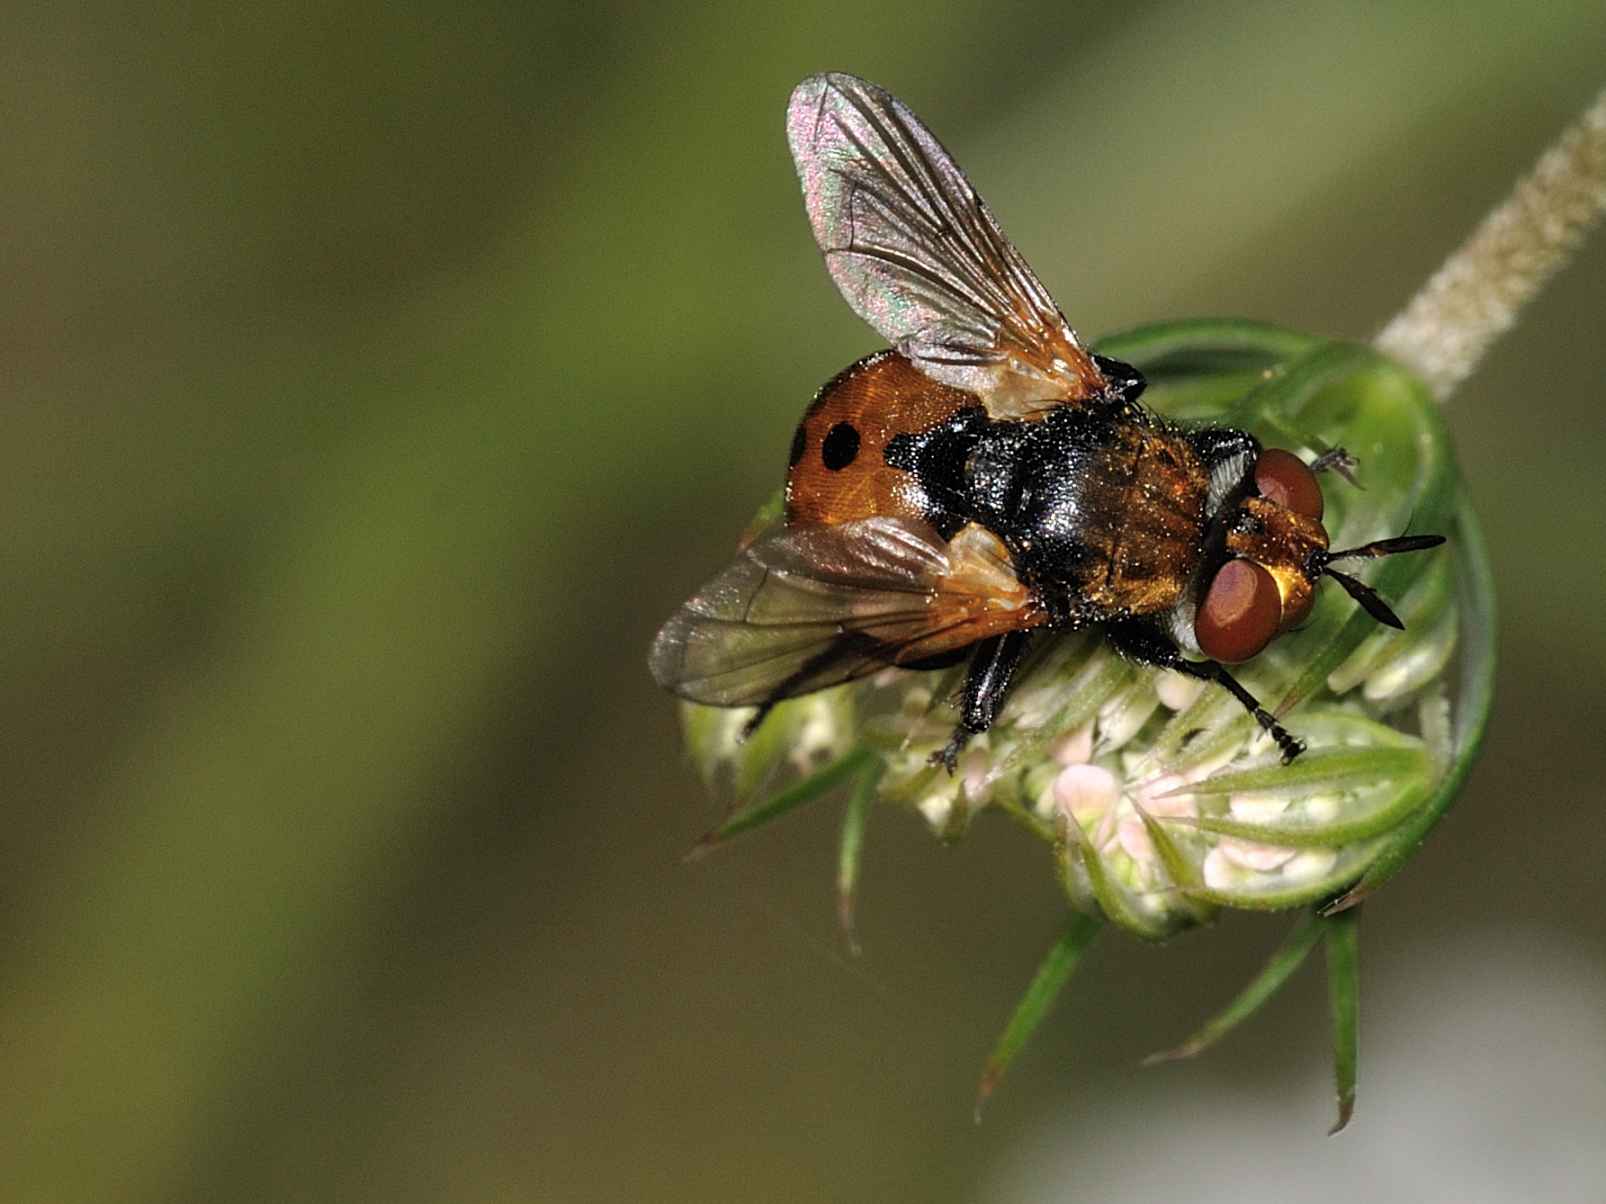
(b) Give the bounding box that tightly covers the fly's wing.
[649,517,1042,706]
[786,72,1109,419]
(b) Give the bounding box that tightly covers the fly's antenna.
[1308,535,1447,630]
[1323,535,1447,561]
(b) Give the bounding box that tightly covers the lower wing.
[649,516,1045,706]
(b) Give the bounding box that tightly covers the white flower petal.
[1155,670,1206,711]
[1229,793,1291,823]
[1301,793,1342,823]
[1281,847,1339,883]
[1053,763,1121,827]
[960,746,995,804]
[1202,846,1238,891]
[918,793,953,830]
[1049,722,1094,766]
[1133,774,1197,819]
[1117,817,1156,864]
[1218,837,1298,872]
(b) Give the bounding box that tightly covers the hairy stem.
[1375,86,1606,400]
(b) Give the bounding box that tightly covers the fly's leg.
[1310,445,1360,487]
[740,642,973,742]
[930,631,1033,774]
[739,634,883,740]
[1105,622,1306,763]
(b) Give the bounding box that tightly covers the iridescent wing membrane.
[649,518,1043,706]
[786,72,1108,418]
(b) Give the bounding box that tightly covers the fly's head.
[1195,448,1442,663]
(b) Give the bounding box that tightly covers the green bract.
[677,319,1495,1129]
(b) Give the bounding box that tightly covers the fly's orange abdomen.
[785,350,978,528]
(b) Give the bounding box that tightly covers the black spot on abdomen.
[821,422,860,471]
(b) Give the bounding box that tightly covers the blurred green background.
[6,3,1606,1201]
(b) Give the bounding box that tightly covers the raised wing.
[786,72,1109,419]
[649,518,1045,706]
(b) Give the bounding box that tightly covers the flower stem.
[1375,86,1606,400]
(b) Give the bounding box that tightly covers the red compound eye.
[1255,448,1323,520]
[1196,559,1282,663]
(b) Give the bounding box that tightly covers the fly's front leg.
[1310,445,1360,487]
[930,631,1033,774]
[1105,621,1305,763]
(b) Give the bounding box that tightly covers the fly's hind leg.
[738,634,885,740]
[1105,621,1305,763]
[930,631,1033,774]
[738,641,973,742]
